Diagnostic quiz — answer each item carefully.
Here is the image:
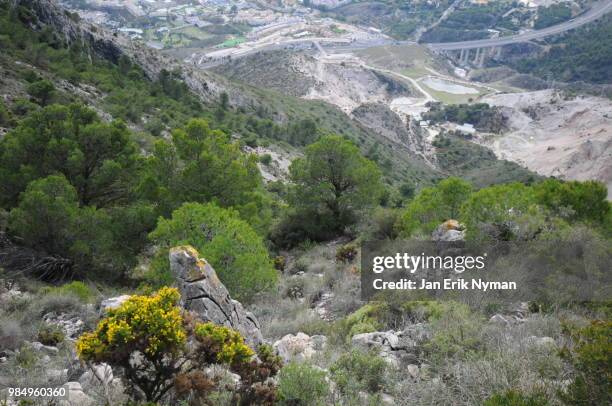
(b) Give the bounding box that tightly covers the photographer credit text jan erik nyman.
[370,252,517,291]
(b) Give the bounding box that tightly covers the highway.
[197,0,611,69]
[425,0,612,51]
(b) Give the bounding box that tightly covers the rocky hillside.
[214,50,415,114]
[483,89,612,198]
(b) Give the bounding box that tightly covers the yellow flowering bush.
[193,322,254,366]
[75,287,281,403]
[77,287,185,361]
[76,287,186,402]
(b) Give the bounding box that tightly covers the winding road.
[426,0,612,51]
[198,0,612,69]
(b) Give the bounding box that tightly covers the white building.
[456,123,476,135]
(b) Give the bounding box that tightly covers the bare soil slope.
[483,90,612,197]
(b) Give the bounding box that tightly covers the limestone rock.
[352,331,405,366]
[489,314,509,325]
[169,246,263,348]
[30,341,59,356]
[79,363,114,390]
[43,312,85,340]
[399,323,432,344]
[100,295,131,313]
[526,336,556,348]
[60,382,95,406]
[407,364,419,379]
[272,332,326,363]
[351,331,400,351]
[432,220,465,242]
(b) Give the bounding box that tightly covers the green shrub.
[559,320,611,405]
[330,350,387,394]
[337,300,454,343]
[16,344,37,368]
[0,319,26,350]
[396,177,472,237]
[484,390,548,405]
[424,302,485,363]
[278,362,329,405]
[149,202,277,302]
[273,255,286,272]
[33,292,83,317]
[37,324,65,346]
[51,281,94,302]
[342,304,383,340]
[259,153,272,165]
[0,99,11,127]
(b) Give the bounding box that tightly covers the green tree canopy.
[138,119,270,231]
[7,175,118,278]
[149,202,277,302]
[284,135,383,241]
[397,177,472,237]
[26,79,55,106]
[460,182,544,242]
[534,179,609,223]
[0,103,138,208]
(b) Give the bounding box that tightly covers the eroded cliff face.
[483,90,612,198]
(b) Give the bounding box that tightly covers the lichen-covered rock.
[432,220,465,242]
[169,246,263,348]
[272,332,326,363]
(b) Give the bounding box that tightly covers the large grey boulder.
[169,246,263,348]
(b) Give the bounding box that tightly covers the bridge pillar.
[472,47,480,65]
[495,46,502,59]
[459,49,466,63]
[478,47,486,67]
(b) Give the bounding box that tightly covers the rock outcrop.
[273,332,327,363]
[351,324,431,367]
[100,295,131,313]
[432,219,465,242]
[42,312,85,340]
[169,246,263,348]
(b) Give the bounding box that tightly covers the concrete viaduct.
[424,0,612,67]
